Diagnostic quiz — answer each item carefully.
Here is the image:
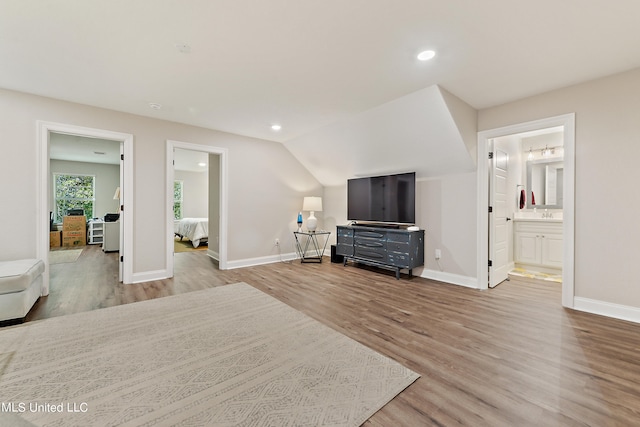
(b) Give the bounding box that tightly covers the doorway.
[49,133,122,286]
[37,121,134,293]
[477,114,575,308]
[166,140,228,278]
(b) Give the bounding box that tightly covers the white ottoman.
[0,259,44,323]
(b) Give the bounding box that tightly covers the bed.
[174,218,208,248]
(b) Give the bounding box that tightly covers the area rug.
[174,237,208,252]
[48,248,83,264]
[0,283,419,426]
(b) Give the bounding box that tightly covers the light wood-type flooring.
[25,245,640,426]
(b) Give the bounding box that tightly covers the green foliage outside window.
[174,180,183,219]
[54,174,95,221]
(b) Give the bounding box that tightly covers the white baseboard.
[573,297,640,324]
[131,269,171,284]
[207,249,219,261]
[419,268,478,289]
[226,252,298,270]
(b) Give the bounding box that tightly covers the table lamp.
[302,196,322,232]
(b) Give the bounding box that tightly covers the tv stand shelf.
[336,225,424,279]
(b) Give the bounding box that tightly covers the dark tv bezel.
[347,172,416,225]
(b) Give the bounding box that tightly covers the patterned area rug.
[0,283,419,426]
[49,248,83,264]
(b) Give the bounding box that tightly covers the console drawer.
[355,247,387,260]
[387,252,410,268]
[387,241,409,253]
[355,230,385,240]
[338,227,354,238]
[387,232,410,243]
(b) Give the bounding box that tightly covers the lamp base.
[307,212,318,232]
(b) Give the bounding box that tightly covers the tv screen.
[347,172,415,224]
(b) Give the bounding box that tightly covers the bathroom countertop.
[513,216,562,223]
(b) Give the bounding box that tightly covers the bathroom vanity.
[514,217,563,272]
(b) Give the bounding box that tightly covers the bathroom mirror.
[526,159,564,208]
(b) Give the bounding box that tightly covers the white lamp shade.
[302,196,322,212]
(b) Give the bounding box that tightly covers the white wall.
[174,170,208,218]
[49,159,120,220]
[0,88,322,276]
[479,67,640,310]
[417,173,477,282]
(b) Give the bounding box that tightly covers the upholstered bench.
[0,259,44,323]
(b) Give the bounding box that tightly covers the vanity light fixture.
[149,102,162,110]
[541,145,554,157]
[527,147,534,161]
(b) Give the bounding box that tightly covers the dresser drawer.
[355,246,387,261]
[337,235,353,246]
[387,252,411,268]
[336,243,353,257]
[387,241,409,253]
[337,227,354,238]
[387,231,410,243]
[355,230,385,240]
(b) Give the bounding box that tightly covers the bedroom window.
[53,173,95,222]
[174,180,183,219]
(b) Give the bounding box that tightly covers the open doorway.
[48,133,122,287]
[166,140,228,278]
[37,121,134,294]
[488,126,564,288]
[477,114,575,308]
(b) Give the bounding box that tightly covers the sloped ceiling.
[284,85,476,186]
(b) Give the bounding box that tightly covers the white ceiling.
[0,0,640,142]
[2,0,640,147]
[50,133,120,165]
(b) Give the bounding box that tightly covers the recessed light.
[271,124,282,131]
[149,102,162,110]
[417,50,436,61]
[198,162,206,167]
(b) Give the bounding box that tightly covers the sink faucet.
[542,211,553,218]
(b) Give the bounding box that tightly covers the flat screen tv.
[347,172,416,224]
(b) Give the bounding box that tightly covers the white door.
[118,142,124,282]
[489,145,511,287]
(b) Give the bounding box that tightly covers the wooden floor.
[25,245,640,426]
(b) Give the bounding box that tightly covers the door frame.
[166,140,228,276]
[476,113,575,308]
[37,121,134,292]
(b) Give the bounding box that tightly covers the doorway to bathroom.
[488,126,565,288]
[477,114,575,308]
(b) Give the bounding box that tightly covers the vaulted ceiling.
[3,1,640,184]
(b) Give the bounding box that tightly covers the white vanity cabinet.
[514,220,563,270]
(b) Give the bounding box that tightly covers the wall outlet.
[275,238,280,246]
[435,249,442,259]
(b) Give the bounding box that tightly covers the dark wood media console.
[336,225,425,279]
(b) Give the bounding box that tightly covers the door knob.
[506,217,512,221]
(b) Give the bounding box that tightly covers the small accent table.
[294,231,331,263]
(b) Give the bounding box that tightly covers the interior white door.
[118,142,124,282]
[489,145,510,287]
